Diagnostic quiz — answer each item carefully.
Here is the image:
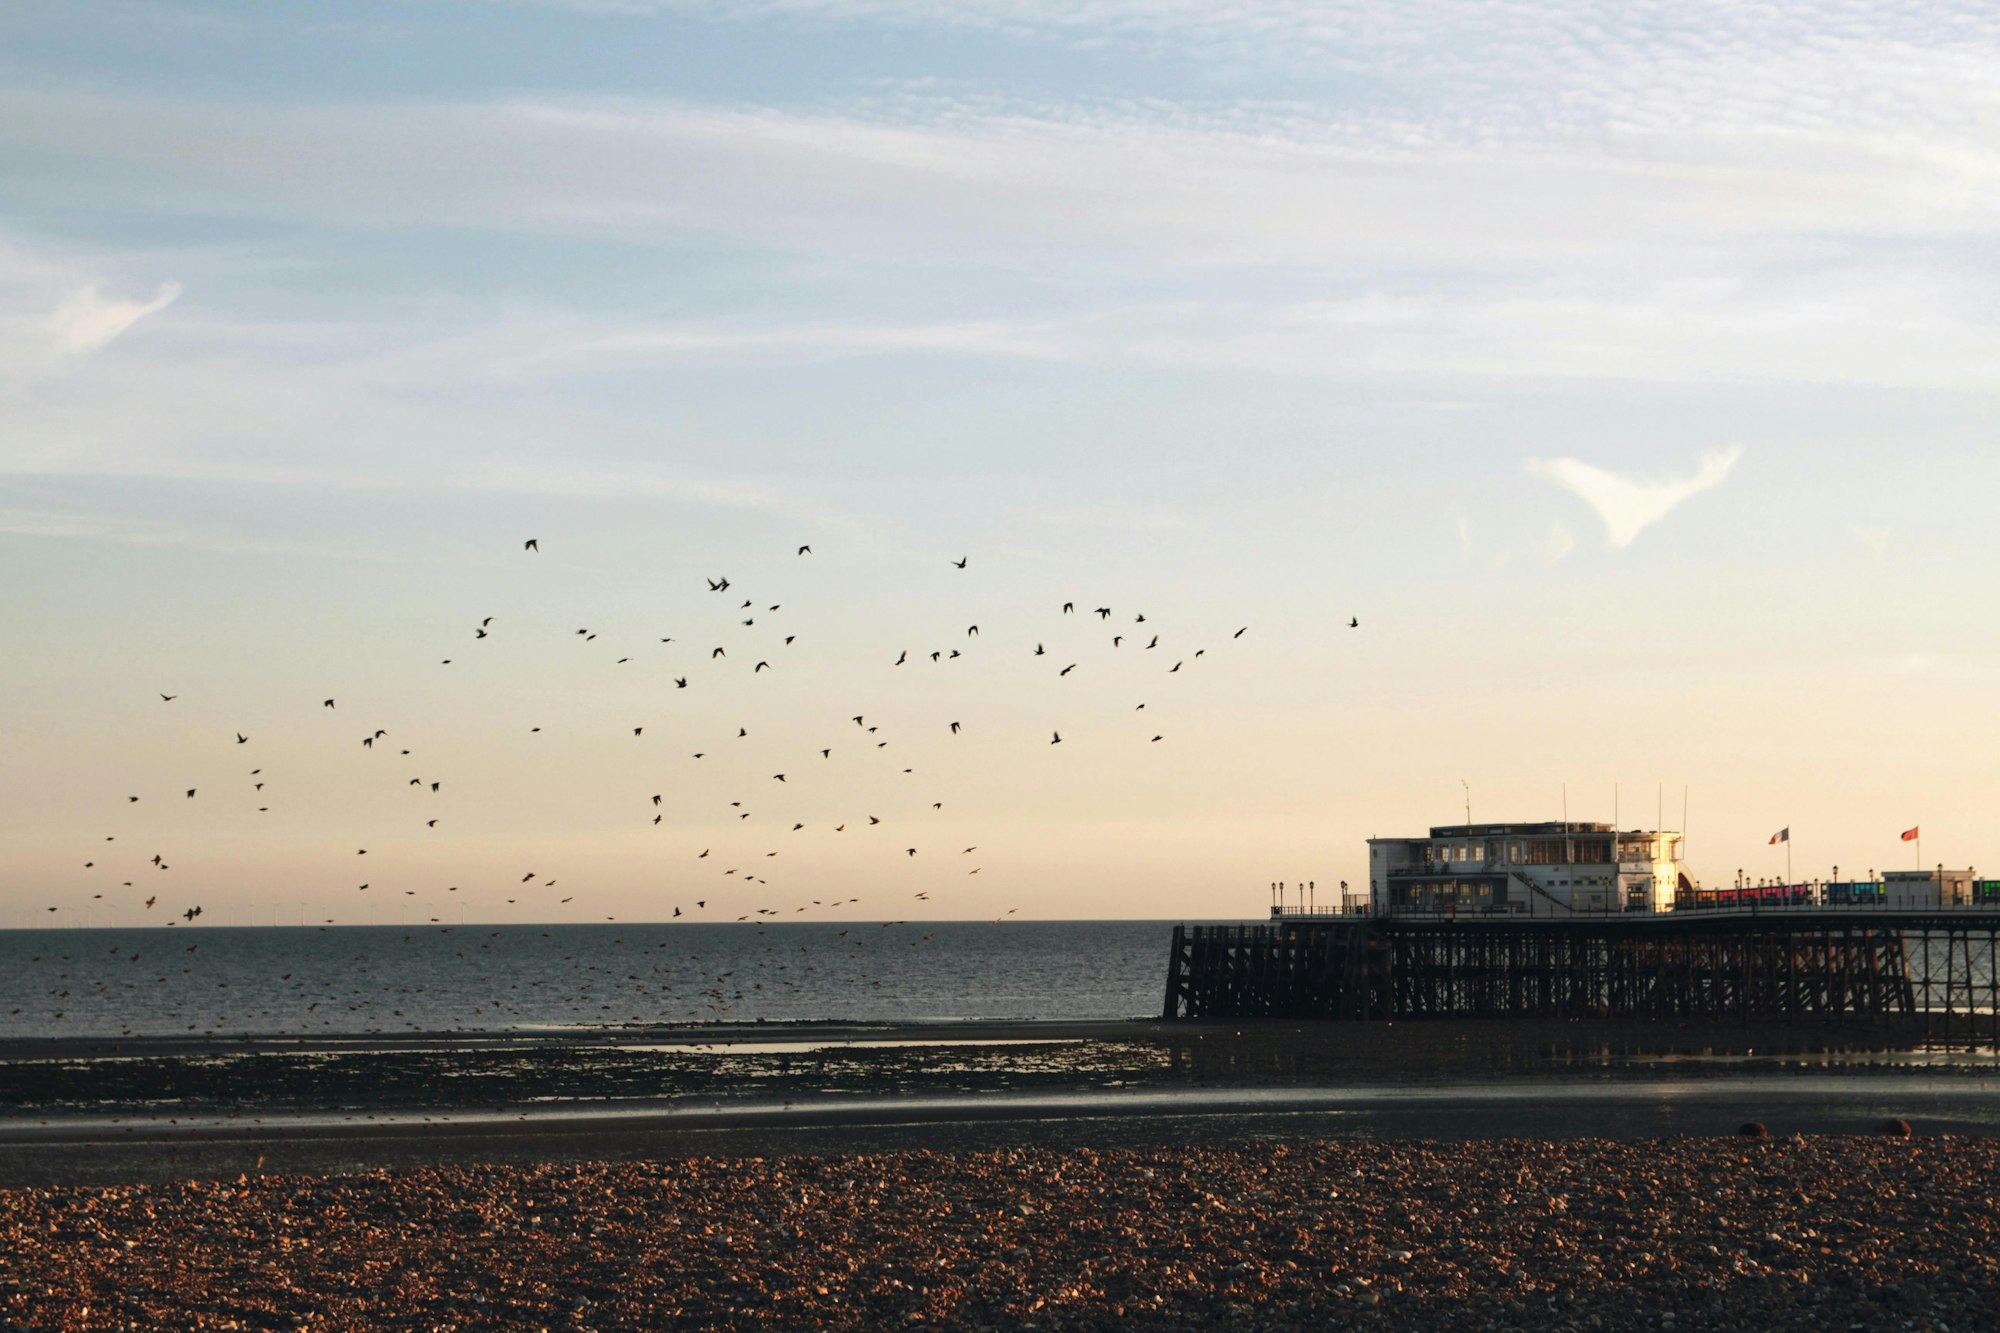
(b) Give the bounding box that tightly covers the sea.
[0,920,1201,1040]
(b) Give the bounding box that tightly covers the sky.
[4,0,1999,928]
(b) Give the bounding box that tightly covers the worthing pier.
[1165,819,2000,1038]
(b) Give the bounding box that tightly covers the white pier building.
[1367,821,1690,915]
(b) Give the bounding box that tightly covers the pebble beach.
[6,1135,1996,1331]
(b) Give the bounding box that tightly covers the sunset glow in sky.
[5,2,1999,926]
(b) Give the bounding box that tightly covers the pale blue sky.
[4,2,1998,925]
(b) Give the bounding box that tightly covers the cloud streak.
[44,281,182,356]
[1525,447,1743,548]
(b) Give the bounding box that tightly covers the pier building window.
[1521,838,1564,865]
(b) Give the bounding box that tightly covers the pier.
[1163,910,2000,1040]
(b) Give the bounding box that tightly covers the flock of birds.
[15,538,1358,1032]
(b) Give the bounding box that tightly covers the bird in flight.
[949,722,960,734]
[525,539,538,552]
[1051,731,1062,744]
[160,694,176,702]
[1062,602,1074,614]
[953,557,968,568]
[798,545,811,555]
[236,733,248,743]
[1349,617,1360,628]
[1060,664,1076,676]
[707,577,730,591]
[324,699,335,708]
[1234,627,1247,638]
[895,651,907,665]
[1034,643,1045,656]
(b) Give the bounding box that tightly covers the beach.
[6,1135,1996,1331]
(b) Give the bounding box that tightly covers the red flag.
[1901,826,1920,842]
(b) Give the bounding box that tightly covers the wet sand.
[5,1136,1996,1331]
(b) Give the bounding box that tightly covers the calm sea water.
[0,921,1197,1039]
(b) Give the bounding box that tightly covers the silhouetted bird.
[1051,731,1062,744]
[1349,617,1360,628]
[1234,627,1247,638]
[798,545,811,555]
[160,693,176,701]
[1060,664,1076,676]
[525,539,538,551]
[950,722,960,734]
[953,557,968,568]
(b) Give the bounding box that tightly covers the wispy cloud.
[45,281,182,356]
[1525,447,1743,548]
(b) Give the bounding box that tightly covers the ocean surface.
[0,921,1204,1039]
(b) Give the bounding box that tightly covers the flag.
[1769,828,1789,845]
[1901,826,1920,842]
